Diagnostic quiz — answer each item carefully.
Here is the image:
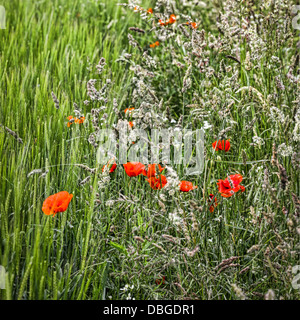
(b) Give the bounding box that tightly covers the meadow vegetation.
[0,0,299,300]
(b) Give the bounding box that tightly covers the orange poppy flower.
[212,140,231,152]
[124,108,135,115]
[147,8,153,14]
[159,19,166,26]
[147,175,167,190]
[143,164,165,178]
[67,115,85,127]
[179,181,198,192]
[102,159,117,173]
[159,14,176,26]
[155,276,166,285]
[217,174,245,198]
[123,162,146,177]
[187,21,198,29]
[75,116,85,124]
[128,121,134,128]
[42,191,73,217]
[150,41,159,48]
[67,116,74,127]
[208,194,218,212]
[168,14,176,24]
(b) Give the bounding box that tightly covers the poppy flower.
[75,116,85,124]
[149,41,159,48]
[187,21,198,29]
[155,276,166,285]
[128,121,134,128]
[159,14,176,26]
[67,115,85,127]
[168,14,176,24]
[147,8,153,14]
[124,108,134,115]
[217,174,245,198]
[143,164,165,178]
[42,191,73,217]
[102,159,117,173]
[159,19,166,26]
[212,140,230,152]
[147,175,167,190]
[67,116,74,127]
[123,162,146,177]
[179,181,198,192]
[208,194,218,212]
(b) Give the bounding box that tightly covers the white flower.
[278,143,293,157]
[203,121,212,130]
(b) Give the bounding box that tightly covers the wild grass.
[0,0,299,300]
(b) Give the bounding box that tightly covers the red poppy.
[217,174,245,197]
[124,108,134,115]
[67,115,85,127]
[168,14,176,24]
[143,164,165,178]
[159,14,176,26]
[212,140,230,152]
[150,41,159,48]
[123,162,146,177]
[147,8,153,14]
[208,194,218,212]
[128,121,134,128]
[42,191,73,217]
[187,21,198,29]
[102,159,117,173]
[75,116,85,124]
[179,181,198,192]
[155,276,166,285]
[159,19,166,26]
[67,115,74,127]
[147,175,167,190]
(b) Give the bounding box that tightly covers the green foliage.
[0,0,299,300]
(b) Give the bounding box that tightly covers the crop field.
[0,0,299,300]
